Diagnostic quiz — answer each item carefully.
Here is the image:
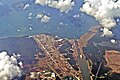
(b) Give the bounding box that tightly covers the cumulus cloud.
[35,0,75,13]
[0,51,22,80]
[41,15,51,23]
[102,28,113,36]
[73,14,80,18]
[36,13,51,23]
[28,13,33,20]
[111,39,116,44]
[80,0,120,36]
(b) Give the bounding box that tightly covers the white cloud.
[116,18,120,22]
[23,4,30,10]
[111,39,116,44]
[41,15,51,23]
[73,14,80,18]
[0,51,22,80]
[36,13,51,23]
[35,0,48,6]
[36,13,44,19]
[102,28,113,36]
[28,13,33,20]
[35,0,75,13]
[80,0,120,36]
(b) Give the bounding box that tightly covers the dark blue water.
[0,37,41,64]
[113,24,120,40]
